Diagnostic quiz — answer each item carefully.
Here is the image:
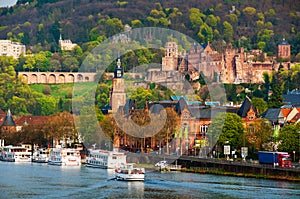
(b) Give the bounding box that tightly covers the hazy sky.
[0,0,18,8]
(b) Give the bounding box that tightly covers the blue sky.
[0,0,18,8]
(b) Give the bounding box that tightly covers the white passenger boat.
[0,145,31,162]
[0,148,15,162]
[48,148,81,166]
[86,149,127,169]
[115,163,145,181]
[32,148,49,163]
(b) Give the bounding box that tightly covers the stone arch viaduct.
[18,72,97,84]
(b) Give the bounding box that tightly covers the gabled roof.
[260,108,284,124]
[149,103,165,114]
[281,108,292,117]
[149,101,177,109]
[1,109,15,126]
[237,96,256,118]
[175,97,188,114]
[187,107,239,119]
[291,112,300,123]
[188,108,224,119]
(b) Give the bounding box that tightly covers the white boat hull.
[115,173,144,181]
[86,163,108,169]
[14,157,31,162]
[48,160,62,166]
[115,163,145,181]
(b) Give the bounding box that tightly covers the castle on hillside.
[147,40,292,85]
[59,34,78,51]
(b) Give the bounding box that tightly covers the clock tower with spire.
[111,58,126,113]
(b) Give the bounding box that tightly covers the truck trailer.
[256,151,292,168]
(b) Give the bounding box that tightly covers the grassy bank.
[29,82,96,98]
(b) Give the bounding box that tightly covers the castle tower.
[111,59,126,113]
[161,42,179,71]
[278,38,290,60]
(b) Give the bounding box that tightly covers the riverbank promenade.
[127,153,300,181]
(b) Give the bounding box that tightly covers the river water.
[0,162,299,199]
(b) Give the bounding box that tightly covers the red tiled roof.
[15,116,52,126]
[281,108,292,117]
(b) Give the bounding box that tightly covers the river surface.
[0,161,299,199]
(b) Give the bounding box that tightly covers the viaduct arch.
[18,72,97,84]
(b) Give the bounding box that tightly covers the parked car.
[155,160,168,167]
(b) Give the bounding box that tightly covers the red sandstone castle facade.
[150,40,292,85]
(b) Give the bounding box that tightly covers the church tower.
[111,59,126,113]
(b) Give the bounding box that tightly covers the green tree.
[242,6,256,27]
[129,87,153,109]
[36,96,58,115]
[62,56,79,72]
[208,112,245,151]
[34,51,52,72]
[251,97,268,115]
[257,41,266,51]
[105,17,124,37]
[23,55,36,71]
[205,14,220,27]
[96,83,110,109]
[131,19,143,28]
[223,21,233,42]
[0,56,34,115]
[49,58,61,72]
[197,23,213,43]
[189,8,205,29]
[78,105,104,147]
[243,7,256,16]
[268,71,284,108]
[246,118,273,152]
[278,123,300,158]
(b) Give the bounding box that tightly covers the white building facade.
[0,40,26,58]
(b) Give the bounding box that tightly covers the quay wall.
[177,156,300,179]
[127,154,300,180]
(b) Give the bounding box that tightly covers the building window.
[183,113,189,119]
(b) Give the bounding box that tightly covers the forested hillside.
[0,0,300,117]
[0,0,300,57]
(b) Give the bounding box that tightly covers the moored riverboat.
[48,148,81,166]
[86,149,127,169]
[32,148,49,163]
[0,145,31,162]
[0,148,15,162]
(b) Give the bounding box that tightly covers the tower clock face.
[117,70,122,77]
